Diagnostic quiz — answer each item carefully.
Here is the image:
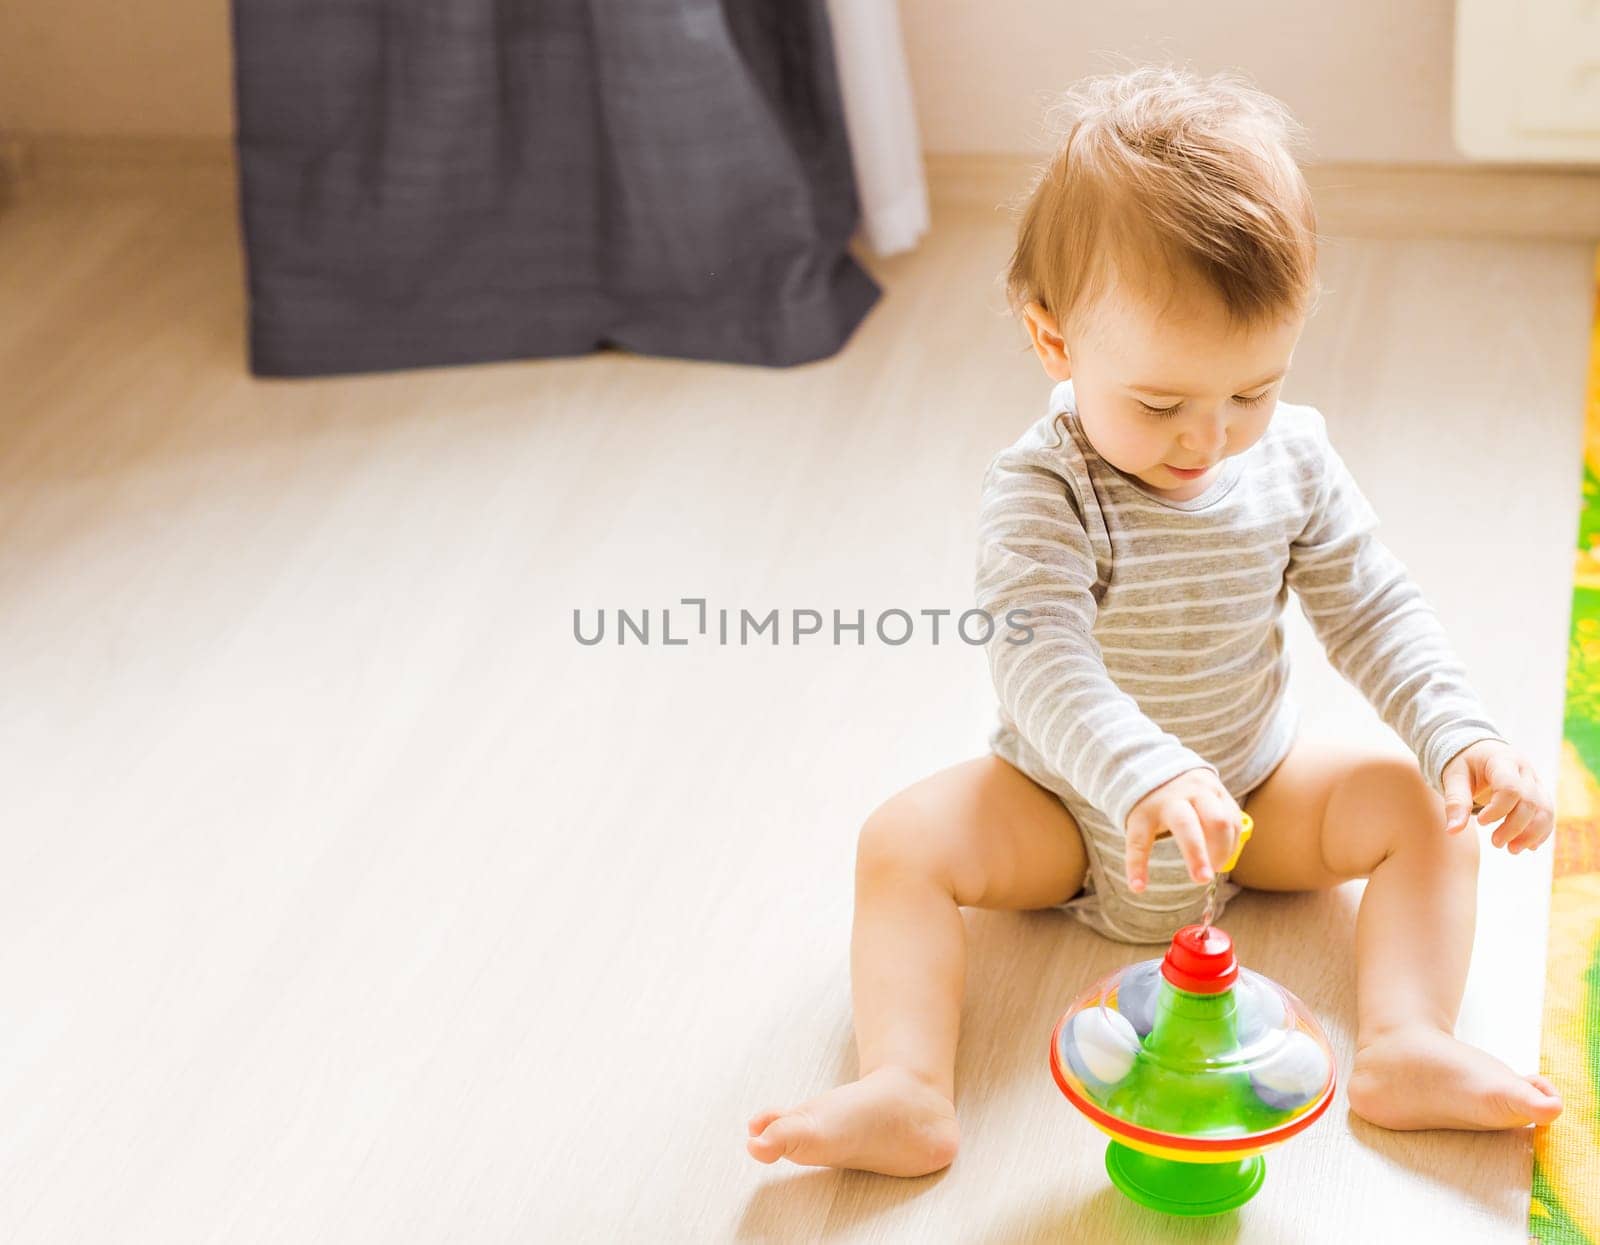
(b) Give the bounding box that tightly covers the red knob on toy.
[1161,924,1238,994]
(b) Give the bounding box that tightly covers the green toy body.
[1105,1142,1265,1217]
[1050,924,1336,1216]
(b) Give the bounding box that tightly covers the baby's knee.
[1379,758,1478,868]
[855,797,968,896]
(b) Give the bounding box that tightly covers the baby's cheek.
[1232,411,1274,454]
[1085,418,1159,473]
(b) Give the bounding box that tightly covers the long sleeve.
[1285,416,1503,793]
[975,450,1216,833]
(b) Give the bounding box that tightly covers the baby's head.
[1007,67,1319,500]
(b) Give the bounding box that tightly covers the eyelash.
[1138,390,1274,418]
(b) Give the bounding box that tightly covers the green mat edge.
[1530,397,1600,1239]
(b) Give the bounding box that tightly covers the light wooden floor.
[0,174,1592,1244]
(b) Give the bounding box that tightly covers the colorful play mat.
[1531,247,1600,1245]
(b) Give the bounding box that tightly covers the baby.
[746,67,1564,1178]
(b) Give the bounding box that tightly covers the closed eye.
[1139,389,1275,416]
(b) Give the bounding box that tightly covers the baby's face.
[1030,281,1305,501]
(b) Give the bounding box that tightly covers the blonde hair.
[1006,67,1319,334]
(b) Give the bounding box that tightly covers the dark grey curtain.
[230,2,880,378]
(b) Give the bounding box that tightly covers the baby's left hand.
[1441,740,1554,853]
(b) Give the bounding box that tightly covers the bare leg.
[745,755,1088,1175]
[1238,738,1563,1130]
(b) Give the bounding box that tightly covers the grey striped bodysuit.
[975,380,1502,943]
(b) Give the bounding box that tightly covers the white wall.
[901,0,1464,162]
[0,0,1463,164]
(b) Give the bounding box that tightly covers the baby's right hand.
[1125,768,1244,892]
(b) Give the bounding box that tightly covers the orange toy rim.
[1048,1009,1337,1156]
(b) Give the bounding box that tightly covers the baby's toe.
[1516,1077,1563,1124]
[1478,1076,1562,1128]
[746,1110,819,1165]
[747,1109,781,1137]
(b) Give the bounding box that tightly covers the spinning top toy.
[1048,815,1336,1216]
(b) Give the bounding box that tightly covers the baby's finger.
[1124,818,1155,894]
[1520,766,1556,822]
[1441,762,1474,834]
[1475,783,1520,827]
[1492,801,1536,851]
[1164,803,1213,885]
[1191,792,1240,870]
[1509,807,1555,853]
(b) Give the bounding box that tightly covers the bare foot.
[745,1065,959,1177]
[1349,1026,1564,1130]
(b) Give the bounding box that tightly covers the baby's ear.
[1022,302,1072,381]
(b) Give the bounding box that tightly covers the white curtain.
[825,0,931,256]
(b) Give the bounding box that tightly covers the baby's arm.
[975,449,1239,877]
[1284,415,1504,797]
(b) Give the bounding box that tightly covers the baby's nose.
[1181,420,1227,455]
